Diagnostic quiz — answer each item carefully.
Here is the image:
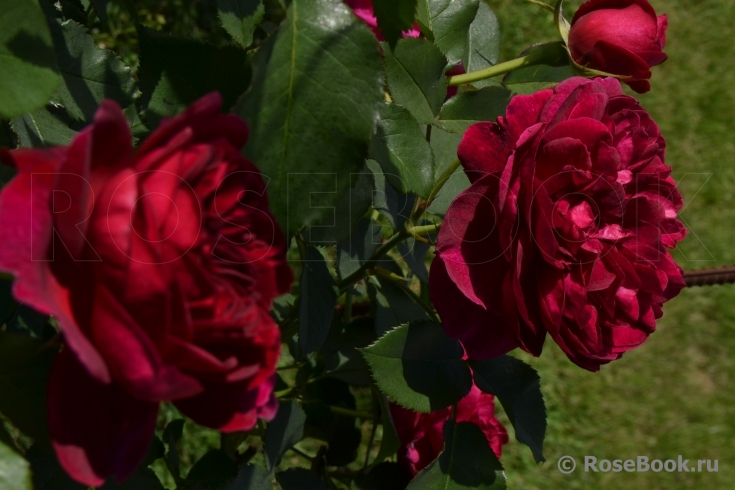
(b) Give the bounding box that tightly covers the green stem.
[411,158,461,223]
[524,0,555,12]
[329,405,373,420]
[363,421,379,469]
[430,158,461,203]
[300,399,373,419]
[448,54,546,86]
[344,290,353,324]
[289,446,316,462]
[338,229,409,290]
[408,222,441,238]
[371,268,439,322]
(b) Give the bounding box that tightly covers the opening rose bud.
[568,0,668,93]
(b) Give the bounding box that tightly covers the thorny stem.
[683,266,735,287]
[448,55,542,86]
[370,267,440,322]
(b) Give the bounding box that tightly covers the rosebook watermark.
[557,455,719,474]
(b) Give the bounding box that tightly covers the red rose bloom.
[568,0,668,93]
[430,77,686,371]
[0,94,292,486]
[389,386,508,477]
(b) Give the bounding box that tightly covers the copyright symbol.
[558,455,576,474]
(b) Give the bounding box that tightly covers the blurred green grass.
[489,0,735,488]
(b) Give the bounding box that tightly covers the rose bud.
[0,93,292,486]
[430,77,686,371]
[568,0,668,93]
[389,386,508,478]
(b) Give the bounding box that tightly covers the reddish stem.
[683,266,735,287]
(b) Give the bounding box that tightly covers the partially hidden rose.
[0,93,293,486]
[568,0,668,93]
[389,386,508,477]
[344,0,464,100]
[430,77,686,371]
[344,0,421,41]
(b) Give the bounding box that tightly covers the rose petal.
[48,349,158,487]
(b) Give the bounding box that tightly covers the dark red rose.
[344,0,420,41]
[430,77,686,371]
[568,0,668,93]
[0,93,292,486]
[389,386,508,477]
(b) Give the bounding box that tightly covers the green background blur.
[490,1,735,488]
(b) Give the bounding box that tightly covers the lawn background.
[489,1,735,488]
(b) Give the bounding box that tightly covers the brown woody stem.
[684,266,735,287]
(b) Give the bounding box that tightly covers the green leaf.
[354,462,411,490]
[416,0,479,66]
[426,128,468,216]
[397,237,431,283]
[222,465,273,490]
[299,247,338,355]
[163,418,185,443]
[372,103,435,198]
[276,468,325,490]
[6,304,48,338]
[503,63,574,94]
[0,331,55,443]
[237,0,383,236]
[368,160,416,231]
[554,0,570,45]
[407,420,506,489]
[10,107,78,148]
[383,38,447,125]
[185,450,238,489]
[302,378,362,466]
[463,1,500,74]
[47,19,138,121]
[438,86,512,134]
[90,0,110,23]
[372,393,400,467]
[360,321,472,412]
[368,275,430,336]
[0,278,18,325]
[264,400,307,472]
[162,419,185,481]
[305,168,375,245]
[217,0,265,48]
[0,440,30,490]
[0,0,61,119]
[470,356,546,463]
[337,218,383,281]
[322,317,375,386]
[137,25,251,126]
[372,0,418,48]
